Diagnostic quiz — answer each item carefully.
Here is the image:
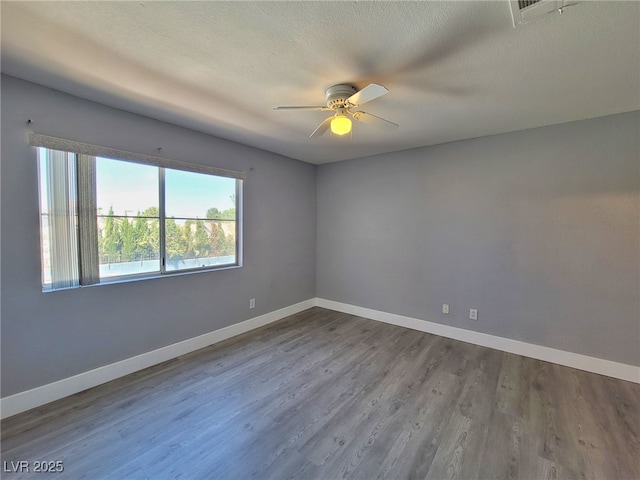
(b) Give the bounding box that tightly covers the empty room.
[1,1,638,479]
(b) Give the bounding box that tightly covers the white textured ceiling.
[1,1,638,164]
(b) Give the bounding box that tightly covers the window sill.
[42,263,242,292]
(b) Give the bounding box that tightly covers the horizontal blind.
[29,133,246,180]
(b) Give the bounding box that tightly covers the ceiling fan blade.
[309,117,333,138]
[273,106,329,111]
[346,83,389,107]
[352,111,399,130]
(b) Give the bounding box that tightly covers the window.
[34,134,243,291]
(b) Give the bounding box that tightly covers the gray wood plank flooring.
[1,307,638,479]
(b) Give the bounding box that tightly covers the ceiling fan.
[273,83,399,137]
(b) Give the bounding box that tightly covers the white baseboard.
[316,298,640,384]
[0,299,316,420]
[3,297,637,420]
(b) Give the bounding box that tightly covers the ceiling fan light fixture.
[274,83,396,138]
[330,115,352,136]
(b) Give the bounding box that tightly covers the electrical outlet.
[442,304,450,314]
[250,298,255,309]
[469,308,478,320]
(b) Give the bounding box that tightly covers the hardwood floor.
[2,307,638,479]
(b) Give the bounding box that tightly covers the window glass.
[38,150,51,286]
[164,169,237,271]
[96,158,160,278]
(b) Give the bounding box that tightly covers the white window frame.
[32,133,245,291]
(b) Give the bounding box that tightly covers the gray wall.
[317,111,640,366]
[2,73,638,400]
[1,75,317,396]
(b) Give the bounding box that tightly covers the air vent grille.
[518,0,542,10]
[510,0,578,26]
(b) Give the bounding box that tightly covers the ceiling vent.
[510,0,578,27]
